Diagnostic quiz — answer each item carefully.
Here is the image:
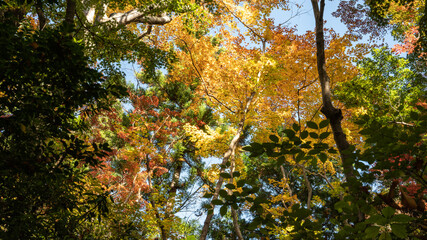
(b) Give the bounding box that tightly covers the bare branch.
[389,121,415,127]
[138,25,153,39]
[99,10,172,25]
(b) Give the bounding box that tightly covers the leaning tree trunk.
[199,92,255,240]
[198,117,246,240]
[310,0,354,181]
[310,0,365,222]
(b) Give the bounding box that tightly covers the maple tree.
[2,0,426,239]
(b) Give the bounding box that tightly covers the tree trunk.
[310,0,365,222]
[199,92,255,240]
[229,152,244,240]
[35,0,46,30]
[65,0,76,25]
[165,160,183,215]
[310,0,354,181]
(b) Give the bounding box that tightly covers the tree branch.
[177,38,236,114]
[99,9,172,26]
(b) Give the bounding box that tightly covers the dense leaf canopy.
[0,0,425,239]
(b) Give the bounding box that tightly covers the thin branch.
[301,103,323,132]
[296,163,334,190]
[219,0,264,42]
[138,25,153,39]
[149,115,170,143]
[176,38,236,114]
[389,121,415,127]
[302,166,313,210]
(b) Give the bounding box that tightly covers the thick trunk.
[99,10,171,25]
[150,199,167,240]
[65,0,76,25]
[82,2,172,28]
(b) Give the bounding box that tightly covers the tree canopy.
[0,0,425,239]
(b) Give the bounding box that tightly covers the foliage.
[1,0,426,239]
[0,19,125,238]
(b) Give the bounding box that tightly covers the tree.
[3,0,425,238]
[0,16,124,238]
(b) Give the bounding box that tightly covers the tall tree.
[0,15,124,238]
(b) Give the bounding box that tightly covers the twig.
[176,38,236,114]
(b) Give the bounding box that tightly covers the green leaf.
[365,214,386,224]
[292,123,300,132]
[242,145,252,151]
[365,226,380,239]
[277,156,285,165]
[295,152,306,162]
[308,149,320,155]
[382,206,395,218]
[203,193,213,198]
[220,205,227,216]
[219,189,228,198]
[318,152,327,162]
[328,147,337,154]
[251,142,263,151]
[319,132,330,139]
[220,173,232,179]
[319,119,330,128]
[237,179,246,188]
[410,111,419,120]
[359,128,371,135]
[211,199,223,205]
[390,214,414,223]
[334,201,348,213]
[416,105,425,111]
[283,129,296,139]
[269,134,279,143]
[379,232,392,240]
[309,132,319,139]
[300,142,311,148]
[391,224,407,238]
[225,184,235,189]
[295,208,311,219]
[247,221,258,230]
[307,121,318,129]
[300,130,309,139]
